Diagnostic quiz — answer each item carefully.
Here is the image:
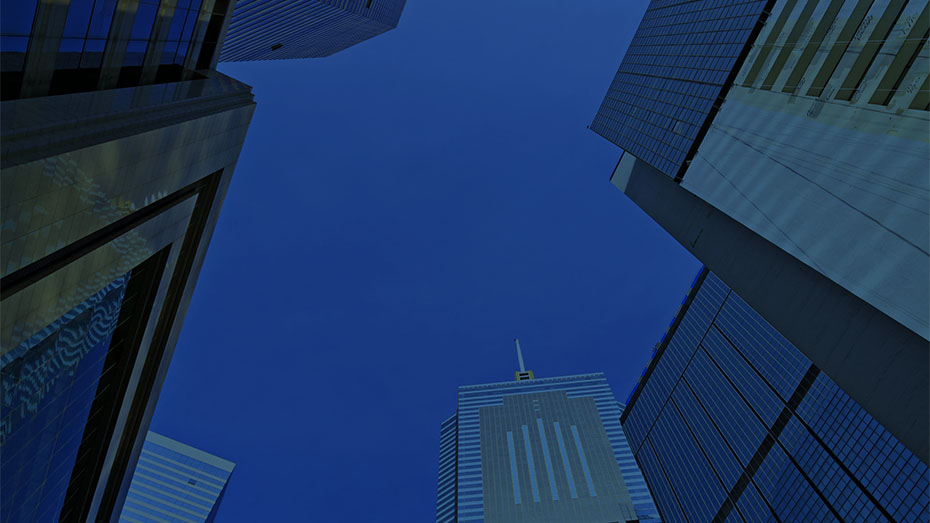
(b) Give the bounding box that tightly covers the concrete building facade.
[592,0,929,463]
[436,346,660,523]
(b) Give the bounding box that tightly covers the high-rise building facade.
[591,0,929,463]
[1,1,252,521]
[621,268,929,522]
[436,344,660,523]
[118,431,234,522]
[219,0,407,62]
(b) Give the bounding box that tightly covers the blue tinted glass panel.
[123,40,147,66]
[161,40,179,64]
[1,35,29,52]
[623,269,930,522]
[0,275,129,523]
[87,0,119,39]
[61,0,95,38]
[671,383,742,490]
[166,7,188,41]
[130,3,158,40]
[650,403,727,521]
[0,1,38,36]
[684,348,767,465]
[59,37,85,53]
[639,437,686,523]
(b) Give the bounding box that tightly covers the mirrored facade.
[0,0,232,100]
[623,268,930,522]
[2,274,129,522]
[436,372,660,523]
[1,0,253,520]
[119,431,234,522]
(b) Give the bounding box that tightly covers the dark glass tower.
[591,0,929,463]
[119,431,234,522]
[621,268,930,522]
[219,0,407,62]
[435,341,659,523]
[1,1,251,521]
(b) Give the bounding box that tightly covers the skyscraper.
[436,341,660,523]
[219,0,407,62]
[621,267,929,521]
[591,0,929,463]
[119,431,235,522]
[1,1,251,521]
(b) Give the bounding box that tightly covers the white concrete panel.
[681,85,929,339]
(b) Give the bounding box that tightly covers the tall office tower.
[118,431,234,522]
[435,341,660,523]
[219,0,407,62]
[621,268,929,522]
[590,0,930,464]
[1,1,253,521]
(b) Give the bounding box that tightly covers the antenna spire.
[514,338,526,372]
[513,339,534,381]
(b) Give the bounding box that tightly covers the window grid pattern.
[623,268,930,522]
[623,272,728,455]
[220,0,406,62]
[441,373,661,522]
[0,275,129,523]
[118,432,234,523]
[591,0,770,178]
[436,415,457,522]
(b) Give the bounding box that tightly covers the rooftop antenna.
[513,338,534,381]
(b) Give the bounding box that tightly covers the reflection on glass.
[0,274,130,523]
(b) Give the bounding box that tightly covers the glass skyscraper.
[119,431,234,522]
[0,1,251,520]
[591,0,929,464]
[622,268,930,522]
[436,347,660,523]
[2,1,399,519]
[590,0,772,179]
[219,0,407,62]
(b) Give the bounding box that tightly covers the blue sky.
[150,0,699,520]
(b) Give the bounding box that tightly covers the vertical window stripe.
[536,418,559,501]
[521,425,540,502]
[571,425,597,497]
[742,0,799,86]
[553,422,578,499]
[782,0,846,94]
[807,0,876,97]
[836,0,908,100]
[506,431,521,505]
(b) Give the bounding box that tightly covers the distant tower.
[435,342,660,523]
[219,0,407,62]
[119,432,235,522]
